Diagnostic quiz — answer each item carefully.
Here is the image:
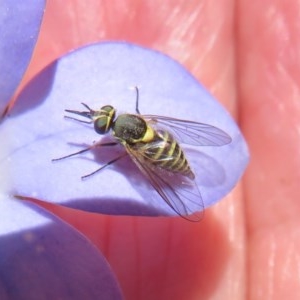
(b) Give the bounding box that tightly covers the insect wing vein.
[125,145,204,221]
[145,115,232,146]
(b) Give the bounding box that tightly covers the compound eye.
[93,105,115,134]
[101,105,114,113]
[94,116,110,134]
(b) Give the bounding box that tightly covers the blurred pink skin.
[21,1,300,299]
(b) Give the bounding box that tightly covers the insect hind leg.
[81,152,128,179]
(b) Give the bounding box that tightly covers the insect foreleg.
[52,142,118,162]
[64,115,92,124]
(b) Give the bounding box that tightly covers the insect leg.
[64,116,92,124]
[81,152,128,179]
[134,86,141,115]
[52,142,118,161]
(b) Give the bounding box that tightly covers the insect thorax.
[112,114,148,144]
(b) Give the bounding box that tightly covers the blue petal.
[1,42,249,218]
[0,197,123,299]
[0,0,45,114]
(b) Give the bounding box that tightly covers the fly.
[53,87,232,221]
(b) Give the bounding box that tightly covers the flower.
[2,42,248,218]
[0,2,122,299]
[0,2,249,299]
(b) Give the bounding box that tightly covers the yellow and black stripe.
[141,130,194,179]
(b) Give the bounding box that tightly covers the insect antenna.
[64,102,96,124]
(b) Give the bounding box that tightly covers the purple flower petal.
[0,0,45,114]
[0,198,123,299]
[1,42,249,218]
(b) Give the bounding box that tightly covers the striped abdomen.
[138,130,195,179]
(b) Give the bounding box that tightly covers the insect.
[53,87,232,221]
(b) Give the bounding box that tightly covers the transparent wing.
[125,145,204,222]
[143,115,232,146]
